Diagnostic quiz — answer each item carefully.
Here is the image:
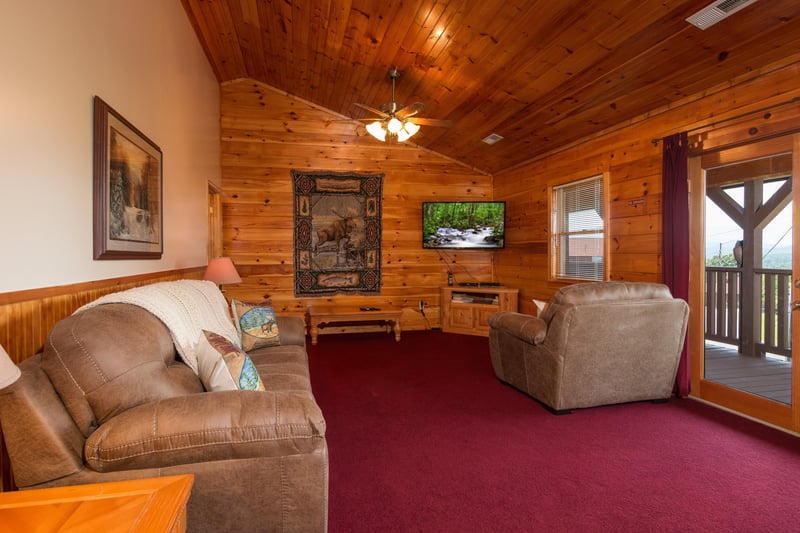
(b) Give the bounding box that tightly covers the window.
[551,175,605,280]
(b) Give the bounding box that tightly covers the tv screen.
[422,201,505,249]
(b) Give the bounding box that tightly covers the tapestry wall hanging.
[292,170,384,296]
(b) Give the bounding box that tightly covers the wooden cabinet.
[440,286,519,336]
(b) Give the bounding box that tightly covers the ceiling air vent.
[686,0,759,30]
[482,133,504,145]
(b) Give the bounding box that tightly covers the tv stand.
[441,286,518,337]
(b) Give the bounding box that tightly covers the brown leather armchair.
[0,303,327,532]
[488,282,689,414]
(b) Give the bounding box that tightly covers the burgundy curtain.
[662,132,691,396]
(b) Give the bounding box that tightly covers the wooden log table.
[307,305,402,345]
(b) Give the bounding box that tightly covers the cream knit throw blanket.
[76,280,240,374]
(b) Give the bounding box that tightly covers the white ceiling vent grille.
[686,0,759,30]
[482,133,504,145]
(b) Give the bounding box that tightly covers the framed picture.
[93,96,163,259]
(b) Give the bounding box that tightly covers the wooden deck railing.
[705,267,792,359]
[705,267,740,345]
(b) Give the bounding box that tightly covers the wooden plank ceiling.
[181,0,800,174]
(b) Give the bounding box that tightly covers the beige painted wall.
[0,0,219,292]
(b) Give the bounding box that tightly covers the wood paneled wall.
[0,269,203,363]
[493,60,800,316]
[220,80,494,329]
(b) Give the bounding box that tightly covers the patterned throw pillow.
[231,299,281,351]
[196,330,265,392]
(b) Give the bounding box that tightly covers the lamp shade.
[203,257,242,286]
[366,121,387,141]
[0,343,21,390]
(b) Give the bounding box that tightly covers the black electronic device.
[360,307,381,311]
[458,282,479,287]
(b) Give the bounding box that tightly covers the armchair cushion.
[84,390,326,473]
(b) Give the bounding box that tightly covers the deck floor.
[704,342,792,404]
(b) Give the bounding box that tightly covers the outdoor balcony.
[704,266,792,404]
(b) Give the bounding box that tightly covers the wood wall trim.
[0,268,204,363]
[0,268,204,306]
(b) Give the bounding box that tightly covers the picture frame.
[93,96,163,259]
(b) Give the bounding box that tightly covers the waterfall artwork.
[422,201,506,250]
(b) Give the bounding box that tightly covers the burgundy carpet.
[308,331,800,532]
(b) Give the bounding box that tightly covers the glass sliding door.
[690,134,799,433]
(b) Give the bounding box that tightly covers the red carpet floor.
[307,330,800,532]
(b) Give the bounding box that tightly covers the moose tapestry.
[292,170,384,296]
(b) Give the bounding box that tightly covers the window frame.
[549,173,609,282]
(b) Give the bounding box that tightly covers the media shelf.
[440,286,519,337]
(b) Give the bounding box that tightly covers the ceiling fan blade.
[395,101,426,120]
[354,102,389,118]
[408,117,453,128]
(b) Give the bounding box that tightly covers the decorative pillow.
[231,299,281,351]
[196,330,265,392]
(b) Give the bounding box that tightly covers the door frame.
[688,134,799,433]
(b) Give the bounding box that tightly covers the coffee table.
[307,305,402,345]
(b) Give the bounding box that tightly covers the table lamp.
[0,343,21,390]
[203,257,242,290]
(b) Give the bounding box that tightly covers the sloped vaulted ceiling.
[182,0,800,174]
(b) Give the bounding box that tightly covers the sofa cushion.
[249,344,313,393]
[84,390,326,473]
[41,304,203,437]
[197,330,265,391]
[231,299,281,351]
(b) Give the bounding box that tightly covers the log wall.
[220,80,495,330]
[494,59,800,316]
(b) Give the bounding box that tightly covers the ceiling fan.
[354,67,452,143]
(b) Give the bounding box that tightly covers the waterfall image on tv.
[422,201,505,249]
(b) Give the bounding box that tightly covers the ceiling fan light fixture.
[387,117,403,134]
[403,121,420,137]
[366,121,387,141]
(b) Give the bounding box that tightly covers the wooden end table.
[307,305,402,345]
[0,474,194,532]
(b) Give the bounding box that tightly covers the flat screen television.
[422,201,505,249]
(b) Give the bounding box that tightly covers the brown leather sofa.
[488,281,689,414]
[0,303,327,532]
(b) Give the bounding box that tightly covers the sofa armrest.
[488,311,547,345]
[84,390,325,473]
[276,315,307,347]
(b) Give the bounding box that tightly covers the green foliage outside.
[705,250,791,269]
[706,253,738,267]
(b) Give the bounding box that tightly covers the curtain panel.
[662,132,691,396]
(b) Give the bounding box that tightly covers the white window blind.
[552,175,605,281]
